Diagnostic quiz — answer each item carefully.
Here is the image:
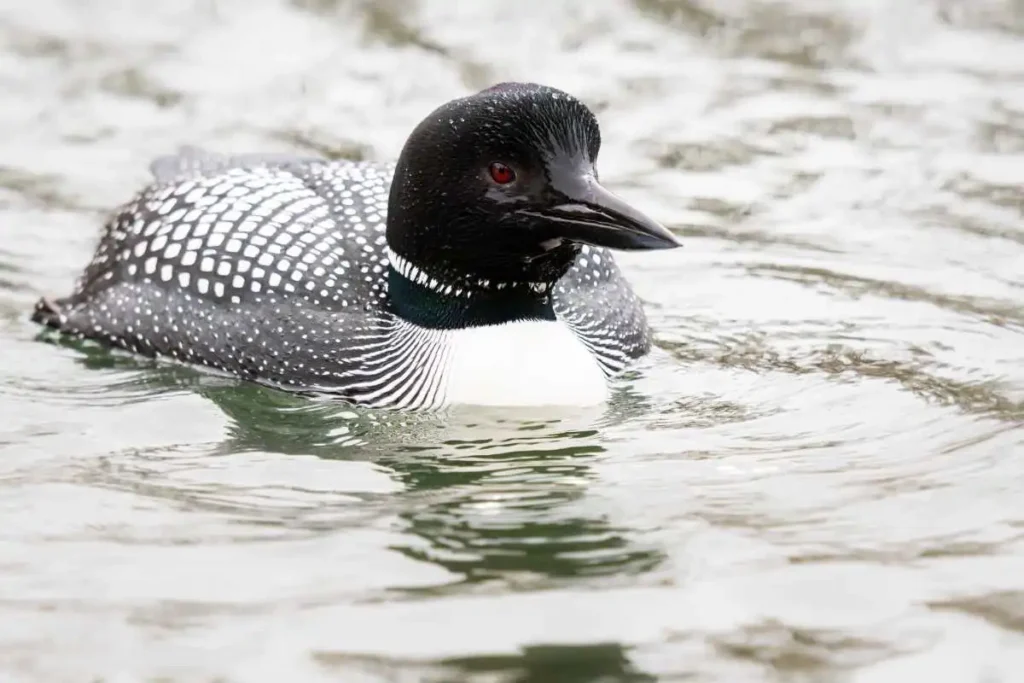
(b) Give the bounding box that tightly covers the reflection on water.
[386,437,665,592]
[199,381,668,592]
[315,643,659,683]
[2,0,1024,680]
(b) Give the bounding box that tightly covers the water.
[2,0,1023,680]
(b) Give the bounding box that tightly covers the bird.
[31,82,681,410]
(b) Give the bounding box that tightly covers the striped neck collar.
[385,246,557,329]
[385,247,553,298]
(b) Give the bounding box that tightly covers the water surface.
[2,0,1023,680]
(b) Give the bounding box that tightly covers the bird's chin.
[522,239,580,282]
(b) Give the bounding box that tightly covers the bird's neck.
[385,248,557,330]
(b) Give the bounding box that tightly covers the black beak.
[518,171,681,251]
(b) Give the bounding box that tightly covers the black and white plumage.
[32,82,680,410]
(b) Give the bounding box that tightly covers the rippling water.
[2,0,1023,680]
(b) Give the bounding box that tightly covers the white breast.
[439,319,610,407]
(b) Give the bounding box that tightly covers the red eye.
[489,162,516,184]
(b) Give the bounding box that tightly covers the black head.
[386,82,679,292]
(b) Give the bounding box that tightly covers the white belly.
[440,319,610,407]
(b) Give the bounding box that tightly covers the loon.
[31,82,680,409]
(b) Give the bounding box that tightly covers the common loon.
[32,82,680,409]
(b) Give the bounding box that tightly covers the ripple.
[654,138,777,172]
[0,166,86,212]
[633,0,861,68]
[744,263,1024,330]
[931,590,1024,634]
[657,330,1023,422]
[98,67,182,108]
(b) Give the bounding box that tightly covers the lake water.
[2,0,1023,680]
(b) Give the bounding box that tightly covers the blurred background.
[1,0,1023,681]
